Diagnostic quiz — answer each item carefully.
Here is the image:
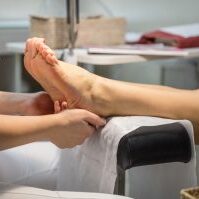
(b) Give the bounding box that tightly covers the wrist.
[43,113,66,141]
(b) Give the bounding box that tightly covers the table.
[6,42,199,92]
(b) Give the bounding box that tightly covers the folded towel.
[139,30,199,48]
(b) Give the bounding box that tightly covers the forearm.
[0,91,28,115]
[0,114,55,150]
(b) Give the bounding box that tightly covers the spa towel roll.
[57,116,197,199]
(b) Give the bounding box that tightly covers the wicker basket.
[181,187,199,199]
[30,16,126,49]
[30,16,68,49]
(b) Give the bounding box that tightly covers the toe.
[25,38,32,54]
[51,55,58,64]
[31,38,38,58]
[38,43,44,54]
[42,46,54,58]
[35,38,45,51]
[46,48,55,56]
[34,38,45,58]
[26,37,39,59]
[46,54,57,65]
[42,49,49,58]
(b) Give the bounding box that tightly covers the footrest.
[117,122,192,170]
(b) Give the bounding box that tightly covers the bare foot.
[24,38,103,115]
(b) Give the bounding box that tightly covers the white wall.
[1,0,199,42]
[0,0,66,19]
[1,0,199,32]
[80,0,199,32]
[0,0,199,88]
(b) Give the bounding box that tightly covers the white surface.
[0,20,29,29]
[161,23,199,38]
[7,42,199,67]
[0,183,133,199]
[88,45,199,57]
[6,42,172,66]
[125,32,142,43]
[0,142,60,190]
[57,116,197,199]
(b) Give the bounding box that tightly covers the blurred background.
[0,0,199,92]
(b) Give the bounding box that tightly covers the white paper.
[57,116,197,199]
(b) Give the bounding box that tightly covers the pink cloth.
[138,30,199,48]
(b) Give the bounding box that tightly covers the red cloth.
[138,30,199,48]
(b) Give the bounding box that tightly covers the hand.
[49,109,106,148]
[22,91,54,115]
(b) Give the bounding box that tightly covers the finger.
[61,101,68,110]
[84,122,96,136]
[54,100,61,113]
[82,110,106,127]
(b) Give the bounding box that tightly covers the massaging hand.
[21,91,54,115]
[49,109,106,148]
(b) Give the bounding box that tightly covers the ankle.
[90,76,113,117]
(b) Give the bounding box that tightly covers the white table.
[6,42,199,92]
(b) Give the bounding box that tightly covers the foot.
[24,38,65,103]
[24,38,103,115]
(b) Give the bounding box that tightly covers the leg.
[24,38,199,143]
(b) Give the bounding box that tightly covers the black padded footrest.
[117,122,192,170]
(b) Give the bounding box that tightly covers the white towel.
[57,116,197,199]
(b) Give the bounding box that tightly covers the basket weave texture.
[30,16,126,49]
